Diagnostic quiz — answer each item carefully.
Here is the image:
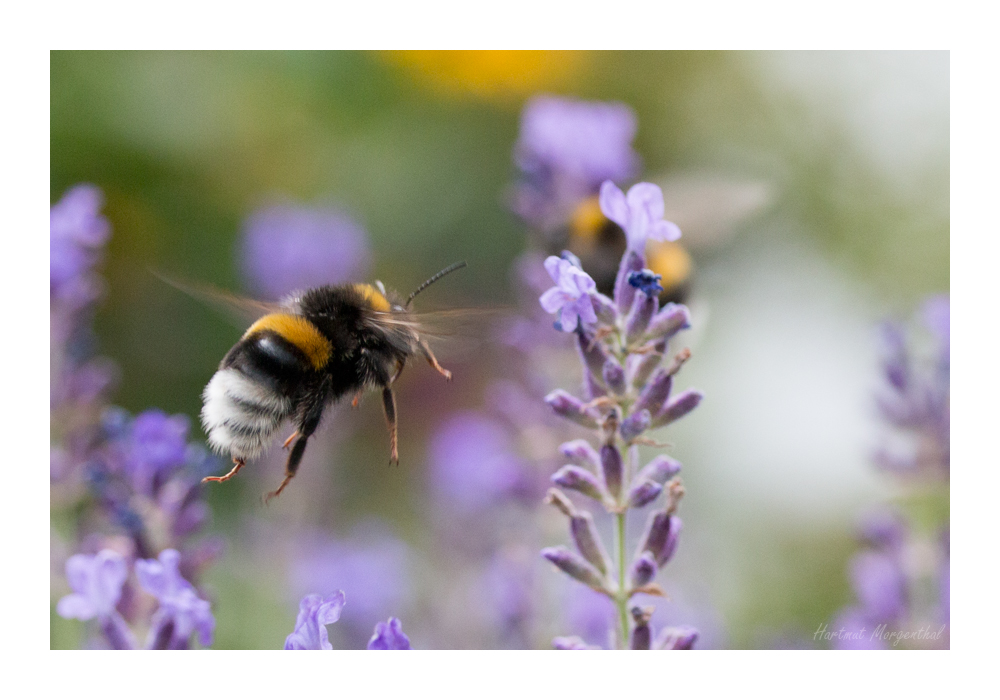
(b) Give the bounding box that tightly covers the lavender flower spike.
[285,592,347,650]
[136,548,215,649]
[540,256,598,333]
[599,181,681,253]
[367,617,411,650]
[57,549,137,650]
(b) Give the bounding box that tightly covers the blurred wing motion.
[152,270,286,329]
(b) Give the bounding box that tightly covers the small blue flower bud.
[570,511,612,575]
[635,455,682,485]
[545,390,598,429]
[602,359,626,395]
[645,303,691,340]
[627,479,663,509]
[541,546,608,592]
[559,440,600,469]
[627,269,664,297]
[552,466,606,503]
[630,551,658,589]
[600,444,623,499]
[651,389,703,428]
[625,292,657,345]
[633,369,673,416]
[576,329,611,391]
[653,626,699,650]
[620,409,651,442]
[638,512,683,566]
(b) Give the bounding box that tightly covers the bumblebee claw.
[202,457,245,484]
[282,431,299,450]
[351,392,362,409]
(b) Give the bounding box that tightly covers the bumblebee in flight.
[199,262,466,501]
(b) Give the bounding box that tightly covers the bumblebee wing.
[370,307,513,341]
[152,270,286,328]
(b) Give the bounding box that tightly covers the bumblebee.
[199,262,466,501]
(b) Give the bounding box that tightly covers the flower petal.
[599,180,629,228]
[539,287,569,314]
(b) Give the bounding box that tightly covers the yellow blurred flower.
[383,51,588,103]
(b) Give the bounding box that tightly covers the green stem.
[615,510,629,648]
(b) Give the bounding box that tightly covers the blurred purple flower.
[553,635,600,650]
[125,409,191,493]
[57,549,127,621]
[831,607,882,650]
[511,96,639,230]
[367,617,411,650]
[240,202,371,300]
[50,184,111,299]
[136,549,214,648]
[290,527,411,638]
[539,256,598,333]
[599,181,681,253]
[849,550,907,623]
[429,412,528,511]
[285,592,346,650]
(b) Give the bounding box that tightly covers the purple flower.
[553,635,601,650]
[240,202,371,300]
[515,96,639,189]
[367,617,411,650]
[539,255,598,333]
[125,409,190,493]
[849,551,907,623]
[135,549,215,648]
[599,181,681,253]
[429,412,528,511]
[50,185,111,297]
[285,592,347,650]
[57,549,127,621]
[627,269,664,297]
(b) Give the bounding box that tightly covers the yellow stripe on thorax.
[244,314,332,370]
[351,283,391,312]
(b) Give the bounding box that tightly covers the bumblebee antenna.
[406,261,467,307]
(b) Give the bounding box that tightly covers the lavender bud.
[559,440,600,469]
[628,339,666,389]
[602,359,626,395]
[646,303,691,340]
[633,368,673,416]
[627,479,663,509]
[553,635,601,650]
[614,249,645,313]
[544,488,576,517]
[629,551,658,589]
[571,512,612,575]
[576,329,610,391]
[541,546,608,592]
[651,389,703,428]
[653,626,699,650]
[590,292,619,326]
[620,409,651,442]
[625,292,657,345]
[600,444,623,499]
[545,390,598,429]
[629,606,653,650]
[635,454,682,485]
[637,512,683,566]
[552,466,606,503]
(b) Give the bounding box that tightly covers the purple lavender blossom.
[512,96,640,230]
[599,181,681,253]
[429,412,530,512]
[240,202,371,300]
[367,617,411,650]
[135,549,215,649]
[285,592,347,650]
[848,550,907,623]
[125,409,191,494]
[539,256,598,333]
[50,184,111,301]
[56,549,137,650]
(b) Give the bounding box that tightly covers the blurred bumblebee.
[561,195,692,304]
[195,262,466,501]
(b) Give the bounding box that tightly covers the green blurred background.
[51,51,948,648]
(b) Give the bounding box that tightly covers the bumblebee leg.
[282,431,300,449]
[202,457,245,484]
[381,386,399,465]
[264,435,309,504]
[351,392,362,408]
[418,340,451,380]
